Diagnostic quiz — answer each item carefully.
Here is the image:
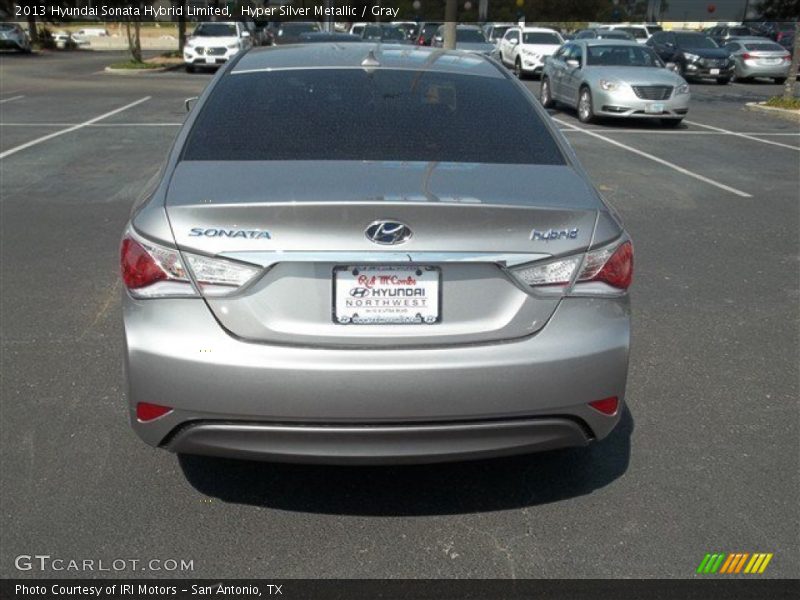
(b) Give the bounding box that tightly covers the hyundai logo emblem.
[365,220,413,245]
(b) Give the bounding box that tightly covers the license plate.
[333,266,440,325]
[709,68,720,75]
[645,103,665,114]
[204,57,216,64]
[761,58,780,64]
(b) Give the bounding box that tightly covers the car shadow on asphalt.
[178,408,633,516]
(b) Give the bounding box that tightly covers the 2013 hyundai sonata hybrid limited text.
[121,43,633,464]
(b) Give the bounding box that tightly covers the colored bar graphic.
[719,554,736,574]
[734,553,749,573]
[697,554,712,574]
[758,554,773,573]
[697,552,772,575]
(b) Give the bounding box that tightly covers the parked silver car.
[723,37,791,84]
[541,40,690,126]
[121,43,633,464]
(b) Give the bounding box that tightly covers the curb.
[745,101,800,122]
[104,63,183,74]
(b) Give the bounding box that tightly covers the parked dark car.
[272,22,321,45]
[416,22,443,46]
[361,24,410,44]
[298,32,361,43]
[647,30,733,84]
[431,25,495,55]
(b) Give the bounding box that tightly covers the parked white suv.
[184,22,252,73]
[498,27,564,79]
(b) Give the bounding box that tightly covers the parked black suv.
[647,30,733,84]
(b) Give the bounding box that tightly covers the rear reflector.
[136,402,173,422]
[589,397,619,415]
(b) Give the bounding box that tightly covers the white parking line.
[684,119,800,151]
[0,95,25,104]
[558,128,800,136]
[0,96,151,160]
[554,117,752,198]
[0,122,182,127]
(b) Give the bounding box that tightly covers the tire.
[577,87,594,124]
[185,64,195,73]
[661,118,683,128]
[540,77,555,108]
[774,77,786,85]
[716,77,731,85]
[514,58,524,79]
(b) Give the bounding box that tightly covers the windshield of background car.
[618,27,648,39]
[183,69,565,165]
[194,24,237,37]
[523,32,562,44]
[586,45,665,67]
[457,29,488,42]
[600,32,633,40]
[281,23,320,35]
[744,42,785,51]
[490,26,512,40]
[675,34,718,48]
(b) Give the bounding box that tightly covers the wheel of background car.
[515,58,523,79]
[716,77,731,85]
[578,87,594,123]
[774,77,786,84]
[540,77,555,108]
[186,65,195,73]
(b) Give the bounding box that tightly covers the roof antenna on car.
[361,49,381,72]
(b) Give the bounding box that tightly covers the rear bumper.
[736,63,790,78]
[165,418,591,464]
[124,296,630,463]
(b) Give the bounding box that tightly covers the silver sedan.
[541,40,690,127]
[121,43,632,464]
[724,37,791,84]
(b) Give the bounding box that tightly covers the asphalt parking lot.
[1,49,798,579]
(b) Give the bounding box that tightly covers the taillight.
[578,241,633,290]
[120,230,193,298]
[136,402,172,422]
[589,397,619,415]
[120,228,262,298]
[742,52,754,60]
[417,36,425,45]
[509,239,633,295]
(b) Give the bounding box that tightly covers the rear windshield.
[183,69,565,165]
[744,42,785,51]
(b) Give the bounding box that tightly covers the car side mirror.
[509,39,519,45]
[566,59,580,68]
[665,62,679,72]
[185,97,198,112]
